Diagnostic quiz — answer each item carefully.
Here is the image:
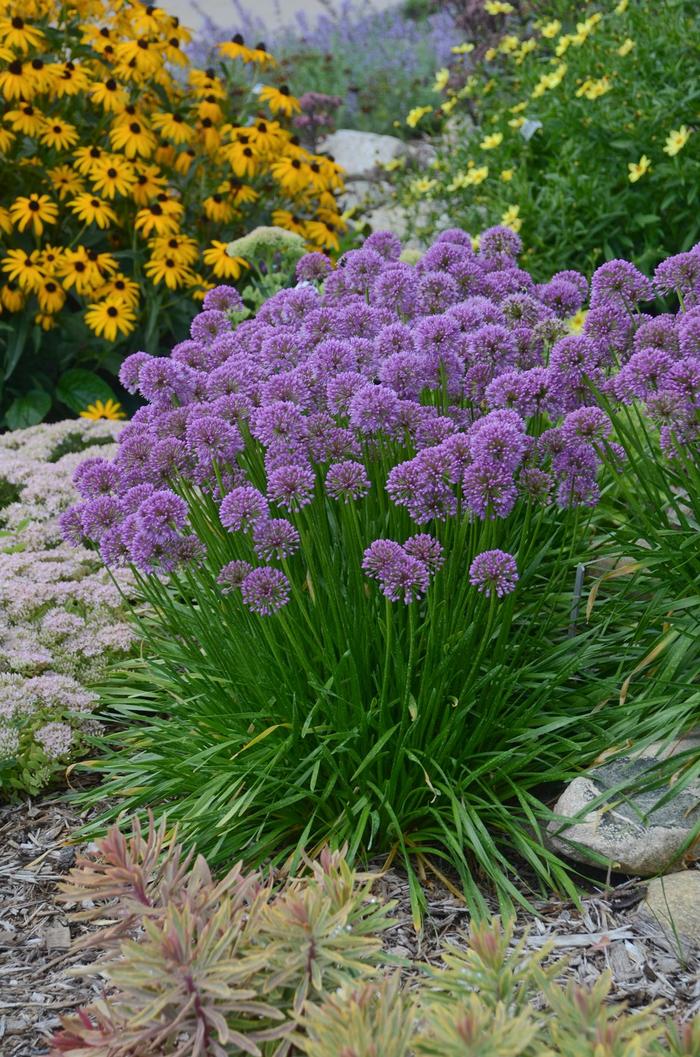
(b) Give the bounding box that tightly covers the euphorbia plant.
[64,229,697,918]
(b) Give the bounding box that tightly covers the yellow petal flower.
[663,125,691,157]
[628,155,651,182]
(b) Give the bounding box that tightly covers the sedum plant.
[51,816,392,1056]
[52,837,700,1057]
[64,229,698,918]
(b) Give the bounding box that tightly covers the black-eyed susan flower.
[38,244,65,274]
[203,193,237,223]
[270,156,310,195]
[96,272,140,306]
[89,155,136,198]
[69,192,118,229]
[188,68,226,100]
[0,206,11,235]
[57,246,103,294]
[36,276,66,313]
[271,209,307,237]
[144,253,192,288]
[2,248,44,290]
[109,118,156,159]
[130,163,167,205]
[173,147,196,175]
[84,296,136,340]
[151,110,195,145]
[219,179,258,206]
[10,194,58,236]
[80,398,126,420]
[89,77,129,113]
[73,144,106,175]
[3,101,45,136]
[223,138,259,179]
[218,34,260,63]
[40,117,80,151]
[134,200,180,237]
[47,164,85,200]
[0,58,37,100]
[148,232,199,266]
[202,240,248,280]
[35,311,57,330]
[46,60,91,97]
[0,126,14,152]
[1,280,25,312]
[305,218,340,252]
[0,15,46,53]
[258,84,301,117]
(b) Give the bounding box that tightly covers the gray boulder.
[547,745,700,876]
[638,871,700,946]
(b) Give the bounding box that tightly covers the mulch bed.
[1,795,698,1057]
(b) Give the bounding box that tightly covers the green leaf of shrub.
[56,369,116,414]
[5,390,52,429]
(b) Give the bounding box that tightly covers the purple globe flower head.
[440,430,473,471]
[334,300,381,339]
[419,242,469,274]
[120,483,156,514]
[80,495,123,542]
[678,311,700,357]
[486,367,553,418]
[59,505,86,546]
[435,227,474,249]
[203,285,244,312]
[99,524,131,567]
[613,348,674,402]
[500,293,551,328]
[257,285,319,326]
[415,313,463,357]
[469,549,519,598]
[210,394,253,425]
[250,400,308,447]
[371,263,419,318]
[465,324,517,370]
[379,552,431,604]
[137,489,188,540]
[538,278,584,318]
[341,248,386,294]
[267,463,316,511]
[311,424,361,462]
[561,406,611,443]
[403,533,444,573]
[590,259,653,308]
[139,358,193,407]
[482,268,534,301]
[149,438,189,485]
[220,486,269,532]
[549,334,603,376]
[309,338,358,376]
[190,309,231,346]
[217,559,253,592]
[116,434,155,486]
[73,457,121,499]
[153,406,190,440]
[418,270,460,314]
[583,303,632,356]
[450,295,504,330]
[633,315,679,357]
[325,371,368,416]
[364,230,402,260]
[325,460,371,502]
[261,328,306,372]
[296,251,333,283]
[186,415,244,464]
[348,383,401,435]
[362,538,404,580]
[171,339,209,371]
[321,268,349,304]
[447,257,486,299]
[551,269,588,301]
[468,417,528,474]
[519,467,553,504]
[654,251,700,302]
[462,463,518,520]
[666,355,700,405]
[413,410,456,449]
[252,518,301,560]
[240,566,291,616]
[378,351,426,400]
[261,369,315,409]
[479,225,522,260]
[119,351,151,394]
[376,322,415,361]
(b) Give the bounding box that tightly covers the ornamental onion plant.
[64,229,699,918]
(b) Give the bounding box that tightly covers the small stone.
[638,872,700,946]
[547,755,700,875]
[43,923,71,950]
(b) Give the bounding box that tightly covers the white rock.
[639,871,700,946]
[320,129,406,179]
[547,754,700,876]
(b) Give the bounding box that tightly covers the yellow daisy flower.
[89,77,129,113]
[480,132,504,150]
[151,110,195,145]
[258,84,301,117]
[663,126,691,157]
[0,280,25,312]
[144,254,192,289]
[80,398,127,421]
[84,297,136,341]
[2,248,44,290]
[109,118,156,159]
[89,155,136,198]
[69,192,118,229]
[36,277,66,314]
[40,117,80,151]
[628,155,651,182]
[3,101,45,135]
[48,164,85,200]
[202,240,249,279]
[9,193,58,236]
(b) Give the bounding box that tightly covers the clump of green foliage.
[391,0,700,278]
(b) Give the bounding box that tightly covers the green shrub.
[389,0,700,278]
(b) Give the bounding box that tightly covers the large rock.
[547,749,700,876]
[320,129,406,180]
[638,871,700,946]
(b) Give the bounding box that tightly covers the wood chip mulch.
[1,796,699,1057]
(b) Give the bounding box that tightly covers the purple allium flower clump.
[63,226,699,616]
